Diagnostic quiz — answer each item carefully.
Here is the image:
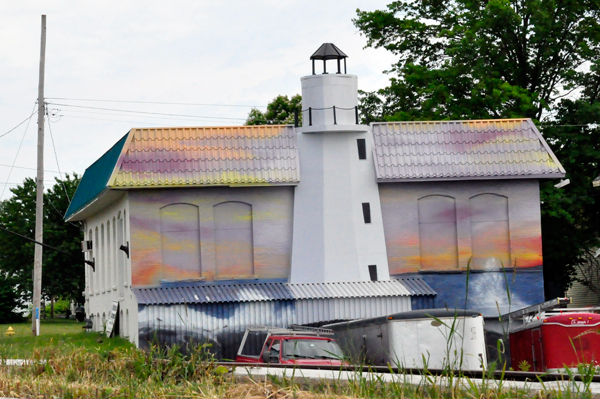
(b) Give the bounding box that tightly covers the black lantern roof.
[310,43,348,75]
[310,43,348,60]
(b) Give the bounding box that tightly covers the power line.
[0,109,38,139]
[1,104,36,200]
[49,108,246,124]
[46,103,248,121]
[0,224,94,269]
[1,181,57,185]
[59,114,181,127]
[58,114,239,127]
[0,163,60,174]
[46,97,266,108]
[46,115,71,203]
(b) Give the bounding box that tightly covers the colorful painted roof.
[133,279,433,305]
[372,119,565,181]
[65,125,299,219]
[110,125,299,188]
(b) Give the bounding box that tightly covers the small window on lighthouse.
[368,265,378,281]
[357,139,367,160]
[362,202,371,223]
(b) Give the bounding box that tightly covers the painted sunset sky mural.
[380,179,543,275]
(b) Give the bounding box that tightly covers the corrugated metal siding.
[411,296,436,310]
[372,119,565,181]
[110,125,299,187]
[138,301,296,360]
[138,296,411,360]
[396,277,437,296]
[294,297,411,324]
[134,280,414,305]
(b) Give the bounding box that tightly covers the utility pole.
[32,14,46,336]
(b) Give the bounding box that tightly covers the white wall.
[84,193,138,346]
[290,73,389,283]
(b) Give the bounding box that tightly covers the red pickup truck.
[235,326,345,366]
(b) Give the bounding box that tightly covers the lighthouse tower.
[290,43,390,283]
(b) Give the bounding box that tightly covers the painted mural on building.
[65,46,566,351]
[128,187,295,286]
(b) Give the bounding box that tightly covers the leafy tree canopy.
[355,0,600,122]
[354,0,600,297]
[245,94,302,125]
[0,174,84,308]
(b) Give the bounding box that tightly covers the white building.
[66,44,564,358]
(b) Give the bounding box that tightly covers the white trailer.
[326,309,487,371]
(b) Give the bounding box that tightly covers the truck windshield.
[282,339,343,360]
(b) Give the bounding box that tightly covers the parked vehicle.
[510,311,600,372]
[326,309,487,371]
[235,325,345,365]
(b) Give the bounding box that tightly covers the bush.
[44,299,70,315]
[0,274,25,323]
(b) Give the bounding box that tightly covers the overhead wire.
[46,97,266,108]
[1,104,37,200]
[58,115,184,127]
[46,113,72,203]
[49,107,245,125]
[0,109,38,139]
[47,103,248,121]
[0,163,60,174]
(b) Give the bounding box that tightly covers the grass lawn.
[0,318,134,358]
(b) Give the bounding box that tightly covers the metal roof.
[133,279,429,305]
[372,119,566,182]
[594,174,600,188]
[109,125,300,188]
[64,133,128,220]
[310,43,347,60]
[396,277,437,296]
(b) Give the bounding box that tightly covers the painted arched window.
[470,194,510,269]
[106,220,111,288]
[418,195,458,270]
[88,229,94,293]
[214,201,254,278]
[117,213,125,297]
[94,227,99,291]
[160,203,201,280]
[101,224,105,290]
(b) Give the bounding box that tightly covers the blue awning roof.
[64,133,128,219]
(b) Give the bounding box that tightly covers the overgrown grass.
[0,319,134,358]
[0,344,593,398]
[0,346,509,398]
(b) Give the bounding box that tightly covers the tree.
[354,0,600,122]
[245,94,302,125]
[354,1,600,297]
[0,174,85,311]
[0,273,25,322]
[539,68,600,296]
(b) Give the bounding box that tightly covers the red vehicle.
[235,326,345,366]
[510,312,600,372]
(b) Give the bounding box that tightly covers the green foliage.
[0,319,133,358]
[518,360,531,372]
[354,0,600,295]
[0,273,24,323]
[44,299,70,315]
[0,174,84,305]
[354,0,600,122]
[245,94,302,125]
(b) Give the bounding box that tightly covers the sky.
[0,1,397,202]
